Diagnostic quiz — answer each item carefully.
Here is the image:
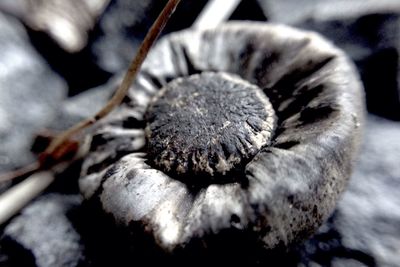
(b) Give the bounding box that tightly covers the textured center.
[145,72,276,181]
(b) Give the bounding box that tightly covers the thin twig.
[0,0,181,182]
[0,0,182,182]
[44,0,182,159]
[0,171,55,225]
[0,162,40,183]
[0,0,182,224]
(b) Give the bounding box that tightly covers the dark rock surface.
[92,0,209,73]
[0,0,110,53]
[0,12,67,173]
[297,12,400,121]
[258,0,400,24]
[229,0,267,22]
[91,0,155,73]
[1,194,83,267]
[259,0,400,120]
[50,77,118,131]
[0,0,113,95]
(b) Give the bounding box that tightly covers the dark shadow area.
[25,27,112,96]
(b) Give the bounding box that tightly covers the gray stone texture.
[0,12,66,173]
[2,194,83,267]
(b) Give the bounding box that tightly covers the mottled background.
[0,0,399,266]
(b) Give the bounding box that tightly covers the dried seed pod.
[145,72,276,180]
[79,22,365,253]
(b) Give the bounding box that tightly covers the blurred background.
[0,0,399,266]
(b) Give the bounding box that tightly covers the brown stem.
[0,0,181,184]
[0,162,40,183]
[44,0,182,158]
[0,0,182,225]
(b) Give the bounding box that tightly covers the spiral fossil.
[79,22,365,252]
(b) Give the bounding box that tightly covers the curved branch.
[44,0,182,160]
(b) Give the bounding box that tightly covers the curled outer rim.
[79,22,365,251]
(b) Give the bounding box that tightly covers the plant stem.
[44,0,182,159]
[0,0,182,224]
[0,171,55,225]
[0,162,40,183]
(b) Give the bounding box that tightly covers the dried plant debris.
[145,72,276,179]
[79,22,365,254]
[0,0,111,52]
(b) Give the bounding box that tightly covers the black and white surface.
[0,0,399,266]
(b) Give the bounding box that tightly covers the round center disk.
[145,72,276,180]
